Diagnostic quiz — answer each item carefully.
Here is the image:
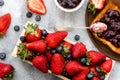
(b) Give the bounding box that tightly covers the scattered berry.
[42,29,48,37]
[26,11,32,18]
[0,52,6,60]
[56,46,63,53]
[14,25,20,32]
[74,35,80,41]
[0,0,4,6]
[35,15,41,22]
[20,36,26,42]
[79,57,86,65]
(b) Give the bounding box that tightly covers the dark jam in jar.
[57,0,82,9]
[97,9,120,48]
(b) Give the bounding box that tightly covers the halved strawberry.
[50,53,65,75]
[46,31,68,48]
[72,43,87,59]
[25,23,42,42]
[0,13,11,37]
[0,62,14,79]
[101,59,112,73]
[86,50,106,65]
[27,0,46,15]
[32,55,48,73]
[25,40,47,53]
[65,61,84,76]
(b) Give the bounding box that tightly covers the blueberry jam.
[57,0,81,9]
[97,9,120,47]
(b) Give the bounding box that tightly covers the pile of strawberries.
[17,23,113,80]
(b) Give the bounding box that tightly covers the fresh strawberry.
[0,13,11,37]
[46,31,68,48]
[27,0,46,15]
[45,51,53,62]
[92,77,100,80]
[72,67,89,80]
[0,62,14,79]
[89,0,105,10]
[63,41,72,54]
[25,40,46,53]
[25,23,42,42]
[32,55,48,73]
[101,59,112,73]
[65,61,84,76]
[50,53,65,75]
[72,43,87,59]
[86,50,106,65]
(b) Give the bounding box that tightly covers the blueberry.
[80,57,86,65]
[0,0,4,6]
[74,35,80,41]
[35,15,41,22]
[87,72,94,80]
[14,25,20,32]
[100,75,105,80]
[96,66,101,72]
[51,49,56,54]
[65,54,72,61]
[20,36,26,42]
[0,52,6,60]
[26,11,32,18]
[56,46,63,53]
[42,29,48,37]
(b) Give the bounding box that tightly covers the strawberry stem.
[3,70,14,80]
[88,2,96,15]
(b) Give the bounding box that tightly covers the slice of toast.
[91,1,120,54]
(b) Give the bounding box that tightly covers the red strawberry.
[46,31,68,48]
[65,61,84,76]
[50,53,65,75]
[25,40,46,53]
[46,51,53,62]
[0,62,14,79]
[0,13,11,37]
[25,23,41,42]
[32,55,48,73]
[89,0,105,10]
[27,0,46,15]
[63,41,72,54]
[101,59,112,73]
[72,43,87,59]
[72,67,89,80]
[86,50,106,65]
[92,77,100,80]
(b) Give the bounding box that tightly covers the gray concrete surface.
[0,0,120,80]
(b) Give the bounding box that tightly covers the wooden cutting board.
[85,0,120,61]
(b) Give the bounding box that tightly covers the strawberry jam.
[57,0,81,9]
[97,9,120,47]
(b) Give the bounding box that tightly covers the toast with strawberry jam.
[91,1,120,54]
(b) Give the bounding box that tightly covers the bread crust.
[91,1,120,54]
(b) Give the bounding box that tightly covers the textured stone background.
[0,0,120,80]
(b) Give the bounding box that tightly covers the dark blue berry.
[87,71,94,80]
[100,75,105,80]
[96,66,101,72]
[51,49,56,54]
[74,35,80,41]
[65,54,72,61]
[0,0,4,6]
[35,15,41,22]
[42,29,48,37]
[56,46,63,53]
[0,52,6,60]
[80,57,86,65]
[14,25,20,32]
[26,11,32,18]
[20,36,26,42]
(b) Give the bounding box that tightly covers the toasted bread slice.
[91,1,120,54]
